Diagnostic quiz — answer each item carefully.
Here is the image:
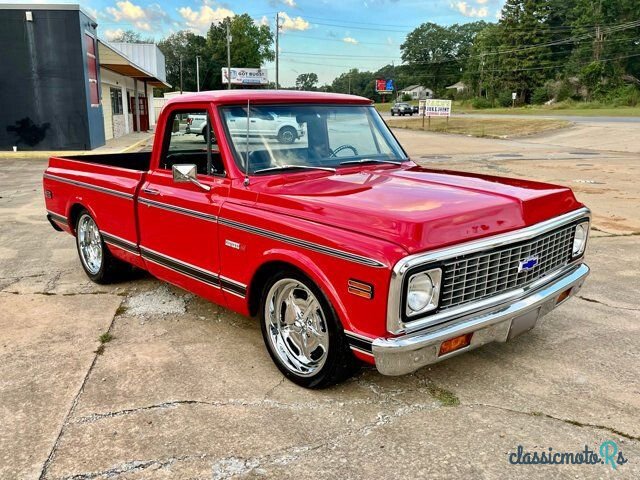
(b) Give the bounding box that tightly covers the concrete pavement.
[0,124,639,479]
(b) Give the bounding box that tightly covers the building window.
[110,88,123,115]
[85,33,99,106]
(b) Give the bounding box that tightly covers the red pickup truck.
[44,90,590,388]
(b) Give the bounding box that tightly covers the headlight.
[572,223,588,256]
[406,268,442,317]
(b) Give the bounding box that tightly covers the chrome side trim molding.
[344,330,373,353]
[138,197,218,222]
[47,210,68,225]
[139,246,247,298]
[219,217,386,268]
[387,207,591,334]
[44,173,134,200]
[101,231,140,256]
[350,345,374,357]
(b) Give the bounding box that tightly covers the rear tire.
[75,211,129,284]
[259,269,359,388]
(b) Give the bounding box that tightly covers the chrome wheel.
[265,278,329,377]
[77,214,102,275]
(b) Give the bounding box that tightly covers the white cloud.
[343,36,358,44]
[178,5,235,33]
[105,1,169,31]
[282,0,297,7]
[476,0,488,4]
[279,12,310,31]
[104,28,125,41]
[257,15,270,27]
[452,1,489,18]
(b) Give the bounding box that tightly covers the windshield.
[220,104,407,174]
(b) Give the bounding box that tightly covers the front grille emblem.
[518,256,539,272]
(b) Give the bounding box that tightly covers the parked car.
[43,90,590,388]
[185,113,215,143]
[412,104,419,114]
[390,102,413,116]
[224,109,304,144]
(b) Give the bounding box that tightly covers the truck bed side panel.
[44,156,146,266]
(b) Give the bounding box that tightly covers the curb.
[0,133,153,159]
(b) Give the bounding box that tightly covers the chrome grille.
[439,224,576,310]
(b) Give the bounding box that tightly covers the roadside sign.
[420,99,452,117]
[512,92,517,100]
[375,78,394,94]
[222,68,268,85]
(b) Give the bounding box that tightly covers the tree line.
[110,0,639,106]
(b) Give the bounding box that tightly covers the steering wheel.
[329,144,359,157]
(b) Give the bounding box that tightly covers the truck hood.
[255,165,582,254]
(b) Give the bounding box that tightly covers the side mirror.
[172,164,211,192]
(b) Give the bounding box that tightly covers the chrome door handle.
[143,188,160,195]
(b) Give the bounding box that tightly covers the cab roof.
[165,89,373,106]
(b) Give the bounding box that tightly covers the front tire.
[277,126,297,144]
[75,211,129,284]
[259,270,358,388]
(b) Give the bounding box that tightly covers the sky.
[6,0,506,86]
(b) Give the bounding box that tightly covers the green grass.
[376,100,640,117]
[453,101,640,117]
[426,384,460,406]
[388,116,569,138]
[98,332,113,344]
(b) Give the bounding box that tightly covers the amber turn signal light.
[439,333,473,356]
[556,288,571,305]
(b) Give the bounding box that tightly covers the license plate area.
[507,308,541,340]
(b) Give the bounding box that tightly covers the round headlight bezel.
[572,222,588,257]
[405,268,442,318]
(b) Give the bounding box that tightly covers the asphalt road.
[1,125,639,479]
[379,110,640,123]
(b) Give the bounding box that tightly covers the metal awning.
[98,40,171,88]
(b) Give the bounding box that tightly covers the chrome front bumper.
[373,263,589,376]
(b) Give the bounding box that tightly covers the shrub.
[472,97,492,109]
[401,93,412,102]
[532,86,550,105]
[497,91,513,107]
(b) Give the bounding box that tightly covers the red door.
[130,96,149,131]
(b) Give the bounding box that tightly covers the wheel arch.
[67,202,95,235]
[246,250,350,330]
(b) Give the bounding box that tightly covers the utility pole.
[275,12,280,89]
[196,55,200,92]
[479,53,485,98]
[348,74,351,95]
[179,56,183,94]
[226,20,232,90]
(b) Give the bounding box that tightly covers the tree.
[295,73,319,91]
[206,14,274,89]
[401,21,487,92]
[107,29,154,44]
[158,31,208,92]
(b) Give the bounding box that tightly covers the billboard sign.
[420,99,452,117]
[222,68,269,85]
[375,78,394,94]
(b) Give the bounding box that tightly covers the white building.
[399,85,433,100]
[446,81,467,93]
[98,41,169,141]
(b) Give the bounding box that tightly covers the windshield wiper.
[254,164,337,174]
[339,158,401,166]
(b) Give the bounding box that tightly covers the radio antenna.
[244,99,250,187]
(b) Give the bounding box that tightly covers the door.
[130,96,149,132]
[137,106,229,303]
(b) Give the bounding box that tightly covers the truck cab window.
[161,110,224,176]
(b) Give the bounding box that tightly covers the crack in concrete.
[590,227,640,238]
[465,402,640,441]
[577,295,640,311]
[57,455,204,480]
[1,290,116,296]
[38,297,125,480]
[65,397,442,479]
[262,375,286,401]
